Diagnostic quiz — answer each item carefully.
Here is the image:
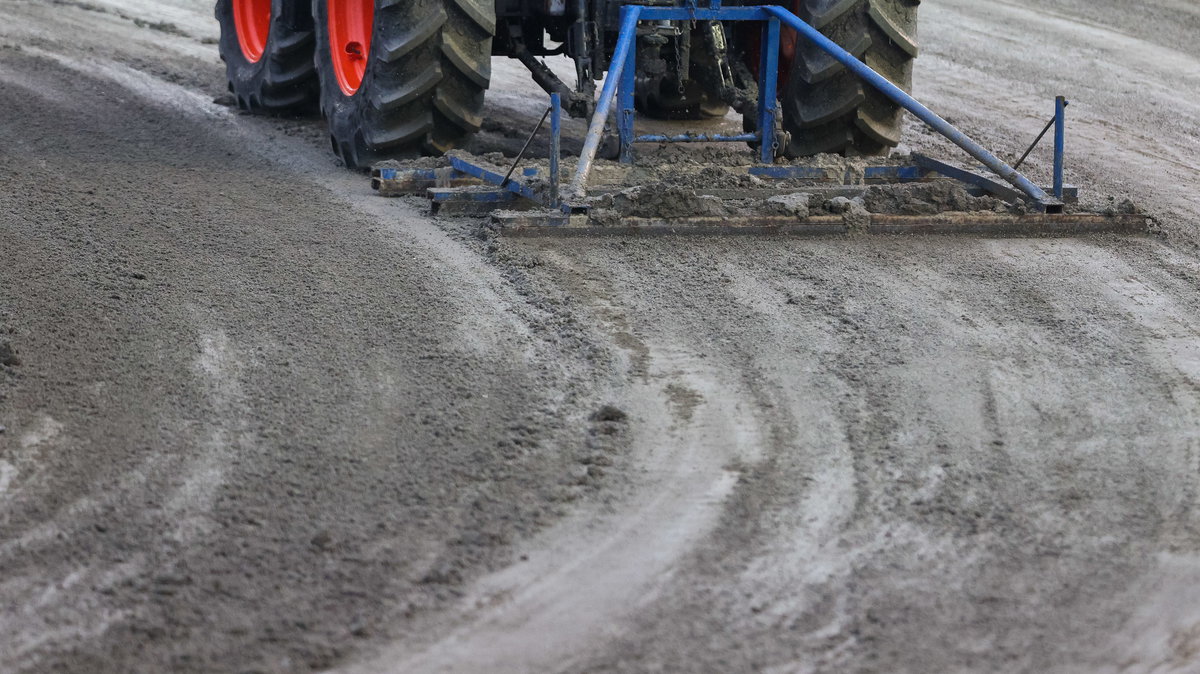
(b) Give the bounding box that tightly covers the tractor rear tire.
[215,0,320,114]
[782,0,919,157]
[314,0,495,170]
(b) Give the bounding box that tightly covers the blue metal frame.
[550,93,562,208]
[385,146,1075,212]
[756,15,781,162]
[384,83,1071,217]
[617,9,637,164]
[1054,96,1066,200]
[571,5,641,201]
[911,154,1025,204]
[569,2,786,202]
[614,6,781,164]
[395,0,1075,219]
[449,156,542,202]
[565,1,1065,213]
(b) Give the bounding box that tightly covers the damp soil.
[385,150,1033,223]
[2,0,1200,673]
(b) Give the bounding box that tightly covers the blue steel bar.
[550,93,561,208]
[863,165,931,182]
[635,133,759,143]
[618,14,638,163]
[568,4,642,200]
[638,7,766,20]
[749,165,839,180]
[1054,96,1066,200]
[763,5,1061,212]
[449,156,542,202]
[756,16,781,163]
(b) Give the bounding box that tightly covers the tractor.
[216,0,920,169]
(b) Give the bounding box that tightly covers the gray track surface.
[1,0,1199,672]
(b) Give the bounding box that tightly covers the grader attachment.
[370,2,1148,236]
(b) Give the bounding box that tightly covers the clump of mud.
[1102,198,1140,216]
[825,196,871,230]
[762,193,810,218]
[594,184,735,219]
[630,143,756,168]
[373,156,447,170]
[677,166,767,189]
[862,182,1006,215]
[590,404,628,423]
[0,341,19,367]
[586,177,1010,223]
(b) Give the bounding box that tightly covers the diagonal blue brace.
[762,5,1062,213]
[568,5,641,205]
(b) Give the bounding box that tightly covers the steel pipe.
[1054,96,1066,199]
[763,5,1062,212]
[550,93,562,207]
[568,4,642,202]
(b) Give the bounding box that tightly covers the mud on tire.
[315,0,495,170]
[216,0,320,114]
[783,0,919,157]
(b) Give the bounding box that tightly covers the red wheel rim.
[233,0,272,63]
[327,0,374,96]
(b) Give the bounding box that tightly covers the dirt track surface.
[2,1,1200,672]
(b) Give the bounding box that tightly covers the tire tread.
[318,0,493,168]
[216,0,319,116]
[783,0,919,157]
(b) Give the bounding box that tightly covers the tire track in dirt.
[346,249,770,673]
[0,24,618,671]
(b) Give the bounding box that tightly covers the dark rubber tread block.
[782,0,920,158]
[216,0,319,115]
[316,0,494,169]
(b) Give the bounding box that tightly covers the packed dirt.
[1,0,1200,673]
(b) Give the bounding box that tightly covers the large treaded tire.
[314,0,495,170]
[782,0,919,157]
[215,0,320,114]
